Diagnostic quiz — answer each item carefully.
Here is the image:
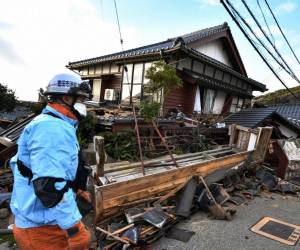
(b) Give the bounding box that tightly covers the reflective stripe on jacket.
[10,105,82,229]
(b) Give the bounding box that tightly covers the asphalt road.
[153,192,300,250]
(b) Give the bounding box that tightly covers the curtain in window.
[193,85,201,112]
[203,89,215,114]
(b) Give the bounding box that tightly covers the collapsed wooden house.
[67,23,266,116]
[92,125,272,224]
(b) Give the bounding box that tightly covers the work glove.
[66,221,91,250]
[76,189,93,216]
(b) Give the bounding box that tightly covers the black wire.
[256,0,275,46]
[113,0,124,50]
[112,0,132,101]
[227,1,293,78]
[221,0,299,100]
[241,0,300,84]
[231,9,274,64]
[264,0,300,66]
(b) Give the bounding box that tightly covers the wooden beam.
[93,127,272,223]
[154,177,192,205]
[96,152,249,211]
[94,136,105,177]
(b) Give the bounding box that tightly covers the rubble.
[0,114,36,166]
[86,125,276,248]
[0,101,298,249]
[267,139,300,185]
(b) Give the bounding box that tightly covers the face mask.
[73,102,87,117]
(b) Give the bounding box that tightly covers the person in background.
[10,72,92,250]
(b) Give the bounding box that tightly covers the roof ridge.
[170,23,227,40]
[68,23,228,67]
[69,39,173,65]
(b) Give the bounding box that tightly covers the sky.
[0,0,299,101]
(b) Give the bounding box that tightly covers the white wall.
[278,122,299,138]
[188,39,232,67]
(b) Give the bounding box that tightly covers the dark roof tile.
[270,103,300,128]
[68,23,228,68]
[223,108,277,128]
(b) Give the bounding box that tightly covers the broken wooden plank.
[111,224,134,236]
[95,227,130,244]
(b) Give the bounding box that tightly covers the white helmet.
[44,73,91,98]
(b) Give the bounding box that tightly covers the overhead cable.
[241,0,300,84]
[256,0,275,46]
[220,0,299,100]
[264,0,300,66]
[113,0,124,50]
[227,1,293,78]
[113,0,145,174]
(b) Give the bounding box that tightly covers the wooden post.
[94,136,105,177]
[132,105,146,176]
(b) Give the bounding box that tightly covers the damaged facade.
[67,23,266,116]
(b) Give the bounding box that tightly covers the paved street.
[153,192,300,250]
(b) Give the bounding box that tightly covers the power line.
[113,0,124,50]
[220,0,299,100]
[227,1,292,78]
[264,0,300,66]
[241,0,300,84]
[256,0,275,46]
[113,0,145,174]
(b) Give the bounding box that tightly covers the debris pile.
[92,164,300,249]
[87,125,274,248]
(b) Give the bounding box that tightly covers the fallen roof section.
[270,103,300,128]
[223,108,300,135]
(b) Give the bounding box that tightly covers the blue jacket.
[10,105,82,229]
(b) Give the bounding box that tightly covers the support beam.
[94,136,105,177]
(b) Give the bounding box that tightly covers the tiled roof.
[223,107,300,134]
[223,108,277,128]
[67,23,229,68]
[270,103,300,128]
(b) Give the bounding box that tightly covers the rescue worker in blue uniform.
[10,73,92,250]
